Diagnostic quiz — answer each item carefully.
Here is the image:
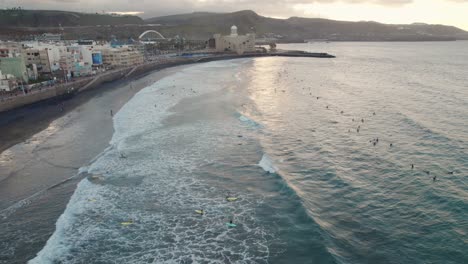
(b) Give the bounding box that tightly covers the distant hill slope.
[0,9,144,27]
[146,10,468,41]
[1,9,467,41]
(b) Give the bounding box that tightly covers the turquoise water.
[32,42,468,263]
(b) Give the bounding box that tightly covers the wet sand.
[0,66,188,263]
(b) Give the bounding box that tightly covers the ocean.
[28,42,468,263]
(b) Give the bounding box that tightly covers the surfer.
[447,171,454,175]
[110,109,113,117]
[196,210,204,215]
[411,164,414,170]
[390,143,393,147]
[226,195,238,202]
[433,175,437,182]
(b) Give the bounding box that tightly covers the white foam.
[238,114,263,129]
[31,59,272,263]
[259,154,278,174]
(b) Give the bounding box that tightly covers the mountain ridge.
[146,10,468,41]
[1,9,467,41]
[0,9,144,27]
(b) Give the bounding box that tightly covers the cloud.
[0,0,465,19]
[2,0,414,15]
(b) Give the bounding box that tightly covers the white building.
[213,25,255,55]
[22,42,65,72]
[0,70,18,91]
[96,46,144,67]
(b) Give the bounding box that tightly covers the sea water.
[31,42,468,263]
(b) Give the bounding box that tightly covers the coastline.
[0,51,335,115]
[0,52,334,263]
[0,65,190,263]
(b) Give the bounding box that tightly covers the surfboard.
[226,223,237,228]
[195,210,204,215]
[121,221,133,226]
[226,197,238,202]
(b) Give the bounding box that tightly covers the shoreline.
[0,52,335,154]
[0,51,335,115]
[0,53,332,263]
[0,65,191,263]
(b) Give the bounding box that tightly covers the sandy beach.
[0,65,188,263]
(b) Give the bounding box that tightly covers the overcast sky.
[2,0,468,30]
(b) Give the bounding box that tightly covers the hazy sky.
[2,0,468,30]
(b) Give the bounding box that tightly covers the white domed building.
[213,25,256,55]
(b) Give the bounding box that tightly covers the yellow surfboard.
[121,220,133,226]
[226,197,238,202]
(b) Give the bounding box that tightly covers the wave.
[0,172,84,220]
[30,59,273,263]
[238,113,263,129]
[258,154,278,173]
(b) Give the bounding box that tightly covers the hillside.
[1,9,467,41]
[0,9,144,27]
[146,10,468,41]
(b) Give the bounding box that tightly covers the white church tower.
[213,25,256,55]
[230,25,238,37]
